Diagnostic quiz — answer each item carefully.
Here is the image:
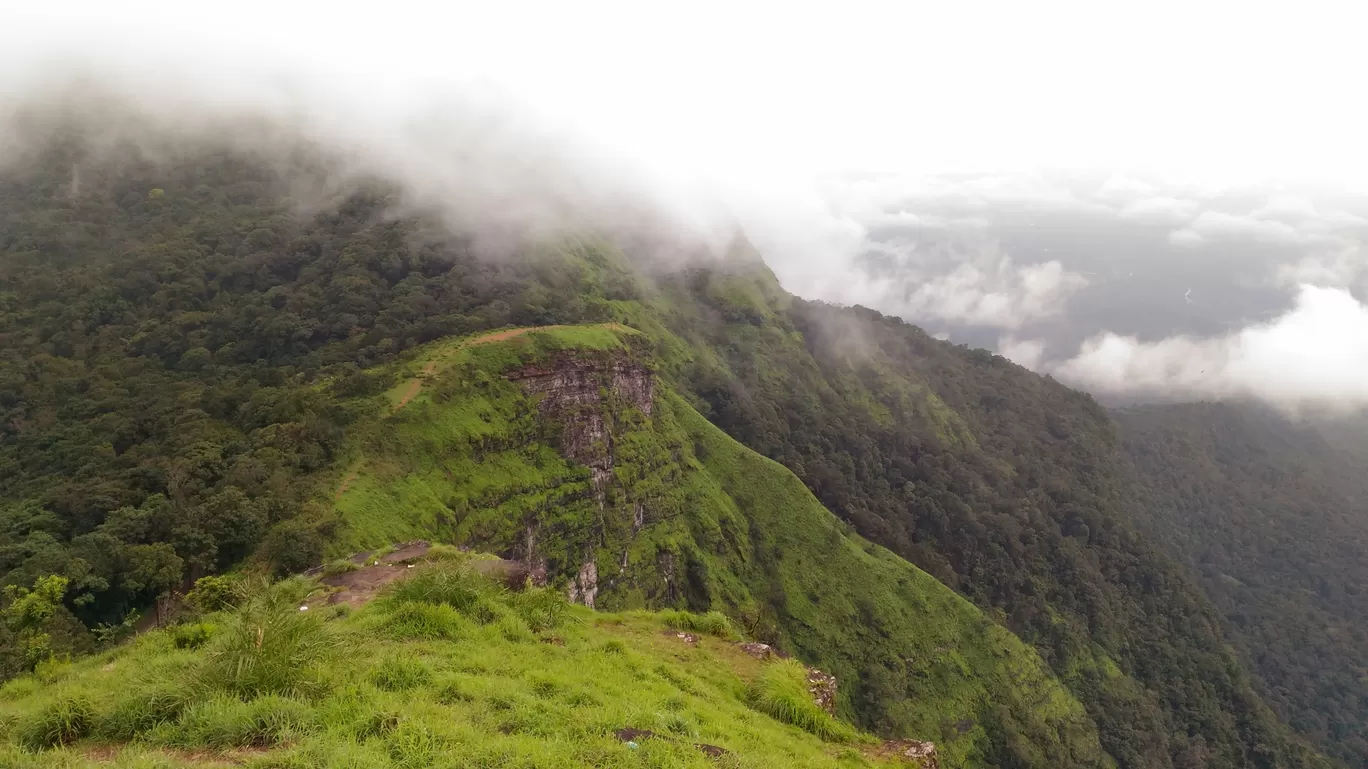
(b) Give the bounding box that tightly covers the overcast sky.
[6,0,1368,411]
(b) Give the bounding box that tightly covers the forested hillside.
[0,122,1333,768]
[1116,403,1368,766]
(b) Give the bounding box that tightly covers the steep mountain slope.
[325,323,1109,768]
[611,268,1330,769]
[0,126,1331,768]
[1115,403,1368,766]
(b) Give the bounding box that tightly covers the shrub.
[370,658,432,692]
[199,579,337,698]
[185,575,239,614]
[170,622,215,650]
[17,691,94,749]
[262,520,327,577]
[660,609,739,640]
[747,659,857,743]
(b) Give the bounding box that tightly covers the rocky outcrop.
[877,740,940,768]
[806,667,838,716]
[507,355,654,493]
[506,354,654,606]
[566,559,599,608]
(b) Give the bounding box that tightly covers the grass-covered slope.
[0,558,910,769]
[326,325,1109,769]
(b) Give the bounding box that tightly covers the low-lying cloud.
[1053,285,1368,412]
[769,168,1368,411]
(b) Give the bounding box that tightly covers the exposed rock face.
[508,355,654,494]
[507,354,654,606]
[566,559,599,608]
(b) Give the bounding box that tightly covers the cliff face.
[508,355,654,488]
[506,353,656,606]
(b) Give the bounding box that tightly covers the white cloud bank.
[1054,285,1368,411]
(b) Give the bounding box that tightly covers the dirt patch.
[82,745,120,762]
[386,541,432,562]
[613,727,730,760]
[323,564,410,608]
[694,743,730,758]
[470,557,547,590]
[615,727,658,743]
[321,541,432,607]
[392,359,440,411]
[317,543,542,608]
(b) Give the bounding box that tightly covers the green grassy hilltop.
[0,555,903,769]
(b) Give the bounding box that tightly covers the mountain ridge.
[0,130,1338,768]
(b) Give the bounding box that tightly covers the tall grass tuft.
[199,577,338,699]
[747,659,857,743]
[660,609,740,640]
[170,622,215,650]
[17,691,94,749]
[509,586,574,632]
[370,658,432,692]
[381,601,471,642]
[169,694,315,749]
[96,684,192,740]
[382,563,501,624]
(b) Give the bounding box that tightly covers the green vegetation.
[659,610,738,640]
[0,561,914,768]
[748,659,857,744]
[197,577,337,699]
[0,119,1342,767]
[1117,403,1368,766]
[326,322,1109,767]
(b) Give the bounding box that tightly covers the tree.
[2,575,70,671]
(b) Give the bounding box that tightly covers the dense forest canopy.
[0,116,1349,769]
[1116,403,1368,766]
